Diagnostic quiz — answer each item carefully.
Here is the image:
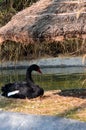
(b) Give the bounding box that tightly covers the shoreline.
[0,56,85,70]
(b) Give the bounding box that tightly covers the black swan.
[1,64,44,99]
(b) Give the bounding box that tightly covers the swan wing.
[7,90,19,97]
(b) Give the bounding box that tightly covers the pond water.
[0,67,86,91]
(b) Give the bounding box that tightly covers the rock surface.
[0,111,86,130]
[0,0,86,44]
[0,56,85,68]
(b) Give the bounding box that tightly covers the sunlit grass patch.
[0,90,86,122]
[63,105,86,122]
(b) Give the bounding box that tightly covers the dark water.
[0,67,86,91]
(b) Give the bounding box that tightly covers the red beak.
[38,69,42,74]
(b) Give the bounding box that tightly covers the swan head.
[29,64,42,74]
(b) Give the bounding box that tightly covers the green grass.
[0,72,86,91]
[59,104,86,122]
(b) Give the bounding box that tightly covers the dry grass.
[0,38,86,62]
[0,90,86,122]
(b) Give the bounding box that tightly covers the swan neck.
[26,68,33,83]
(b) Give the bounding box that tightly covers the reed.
[0,38,85,62]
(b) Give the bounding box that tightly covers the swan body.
[1,64,44,99]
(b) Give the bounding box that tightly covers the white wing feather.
[7,90,19,97]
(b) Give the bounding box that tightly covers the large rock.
[0,0,86,44]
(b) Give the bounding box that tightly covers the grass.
[60,101,86,122]
[0,73,86,122]
[0,38,86,62]
[1,73,86,91]
[0,90,86,122]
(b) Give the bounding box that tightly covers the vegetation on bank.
[0,0,86,61]
[0,39,86,61]
[0,0,38,26]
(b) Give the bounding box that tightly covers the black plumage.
[1,64,44,99]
